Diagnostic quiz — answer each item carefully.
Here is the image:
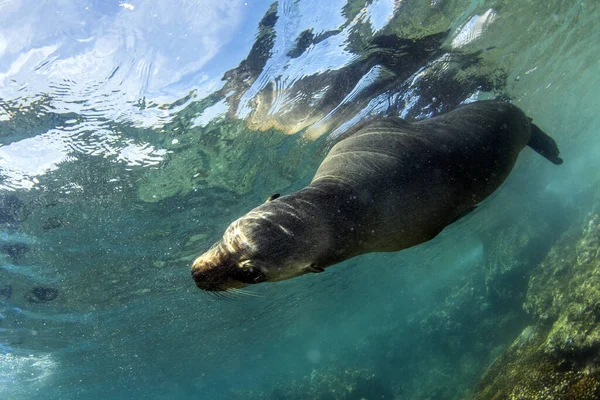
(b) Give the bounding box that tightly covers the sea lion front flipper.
[450,205,477,224]
[266,193,280,202]
[304,264,325,273]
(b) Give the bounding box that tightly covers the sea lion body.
[191,101,562,291]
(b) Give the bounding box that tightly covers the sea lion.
[191,101,562,292]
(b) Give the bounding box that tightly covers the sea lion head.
[191,205,325,292]
[190,240,264,292]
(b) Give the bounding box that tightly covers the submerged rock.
[471,213,600,399]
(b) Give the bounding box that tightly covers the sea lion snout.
[191,244,270,291]
[191,255,238,291]
[191,260,229,291]
[191,265,248,292]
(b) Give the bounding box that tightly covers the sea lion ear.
[266,193,280,202]
[305,264,325,273]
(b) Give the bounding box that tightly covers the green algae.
[473,324,600,400]
[526,214,600,357]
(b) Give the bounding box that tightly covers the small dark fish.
[0,194,25,225]
[1,242,30,258]
[25,287,59,303]
[41,217,68,230]
[0,284,12,301]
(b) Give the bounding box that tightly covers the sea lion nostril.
[192,272,219,291]
[191,268,203,281]
[191,268,217,289]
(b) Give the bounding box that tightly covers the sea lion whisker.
[226,288,245,296]
[204,290,235,301]
[204,291,220,300]
[221,291,245,301]
[223,289,246,299]
[212,291,235,301]
[227,288,261,299]
[234,288,261,297]
[230,288,262,298]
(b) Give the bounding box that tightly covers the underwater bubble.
[0,352,57,396]
[307,348,321,363]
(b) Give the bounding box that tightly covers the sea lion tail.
[527,123,563,165]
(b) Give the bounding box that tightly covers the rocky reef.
[224,208,600,399]
[470,213,600,399]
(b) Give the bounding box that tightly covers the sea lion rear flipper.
[528,123,563,165]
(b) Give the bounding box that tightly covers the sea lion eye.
[231,266,267,284]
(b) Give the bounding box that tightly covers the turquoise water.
[1,0,599,399]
